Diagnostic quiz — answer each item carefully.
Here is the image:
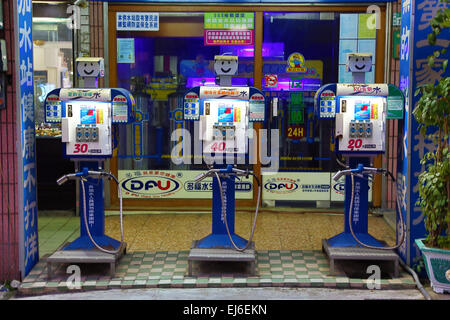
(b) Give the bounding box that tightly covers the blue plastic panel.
[314,83,337,119]
[44,88,136,124]
[44,88,63,123]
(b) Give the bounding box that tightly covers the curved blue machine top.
[43,88,136,124]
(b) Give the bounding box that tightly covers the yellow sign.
[145,89,176,101]
[286,52,307,73]
[371,104,379,119]
[96,109,104,124]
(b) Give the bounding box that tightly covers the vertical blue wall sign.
[398,0,449,267]
[15,0,38,277]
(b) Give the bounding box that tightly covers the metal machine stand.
[321,158,399,277]
[321,158,400,277]
[187,165,256,276]
[327,158,377,247]
[183,54,264,276]
[46,161,126,278]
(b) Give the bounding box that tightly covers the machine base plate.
[322,239,400,278]
[46,242,127,279]
[188,240,256,276]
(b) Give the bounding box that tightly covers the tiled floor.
[38,211,397,254]
[104,211,397,252]
[19,250,416,296]
[38,216,79,258]
[20,211,415,296]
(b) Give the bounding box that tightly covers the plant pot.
[415,238,450,294]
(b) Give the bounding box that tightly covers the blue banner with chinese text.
[17,0,38,276]
[398,0,449,266]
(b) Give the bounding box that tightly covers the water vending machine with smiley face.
[315,82,407,276]
[43,86,136,276]
[182,55,267,275]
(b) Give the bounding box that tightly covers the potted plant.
[412,2,450,294]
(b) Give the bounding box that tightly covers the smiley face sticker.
[346,53,373,73]
[76,57,105,78]
[214,55,238,76]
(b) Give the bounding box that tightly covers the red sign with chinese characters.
[204,29,254,46]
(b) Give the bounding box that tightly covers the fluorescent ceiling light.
[33,17,71,24]
[32,1,68,4]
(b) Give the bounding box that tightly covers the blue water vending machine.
[43,87,135,277]
[183,55,266,276]
[314,82,406,277]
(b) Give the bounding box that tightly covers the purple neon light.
[263,77,322,91]
[186,77,253,88]
[222,42,285,57]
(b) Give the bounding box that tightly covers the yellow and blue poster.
[286,52,307,73]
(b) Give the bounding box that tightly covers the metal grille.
[386,0,402,210]
[89,1,105,88]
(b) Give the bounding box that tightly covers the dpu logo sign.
[121,172,181,198]
[264,177,299,194]
[333,182,346,196]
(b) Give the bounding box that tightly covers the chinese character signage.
[116,12,159,31]
[288,92,305,126]
[289,74,304,90]
[398,0,449,267]
[16,0,38,276]
[393,29,401,59]
[204,12,254,46]
[118,170,253,199]
[263,173,330,201]
[60,88,112,101]
[199,86,249,99]
[393,12,402,27]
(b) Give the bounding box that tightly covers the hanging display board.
[204,12,254,46]
[116,12,159,31]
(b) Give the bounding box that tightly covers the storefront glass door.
[261,11,377,204]
[114,12,256,202]
[109,7,381,207]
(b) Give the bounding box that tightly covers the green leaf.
[428,32,436,45]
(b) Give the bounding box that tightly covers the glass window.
[33,2,74,137]
[262,12,341,173]
[115,12,255,171]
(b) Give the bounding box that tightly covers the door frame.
[107,3,387,210]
